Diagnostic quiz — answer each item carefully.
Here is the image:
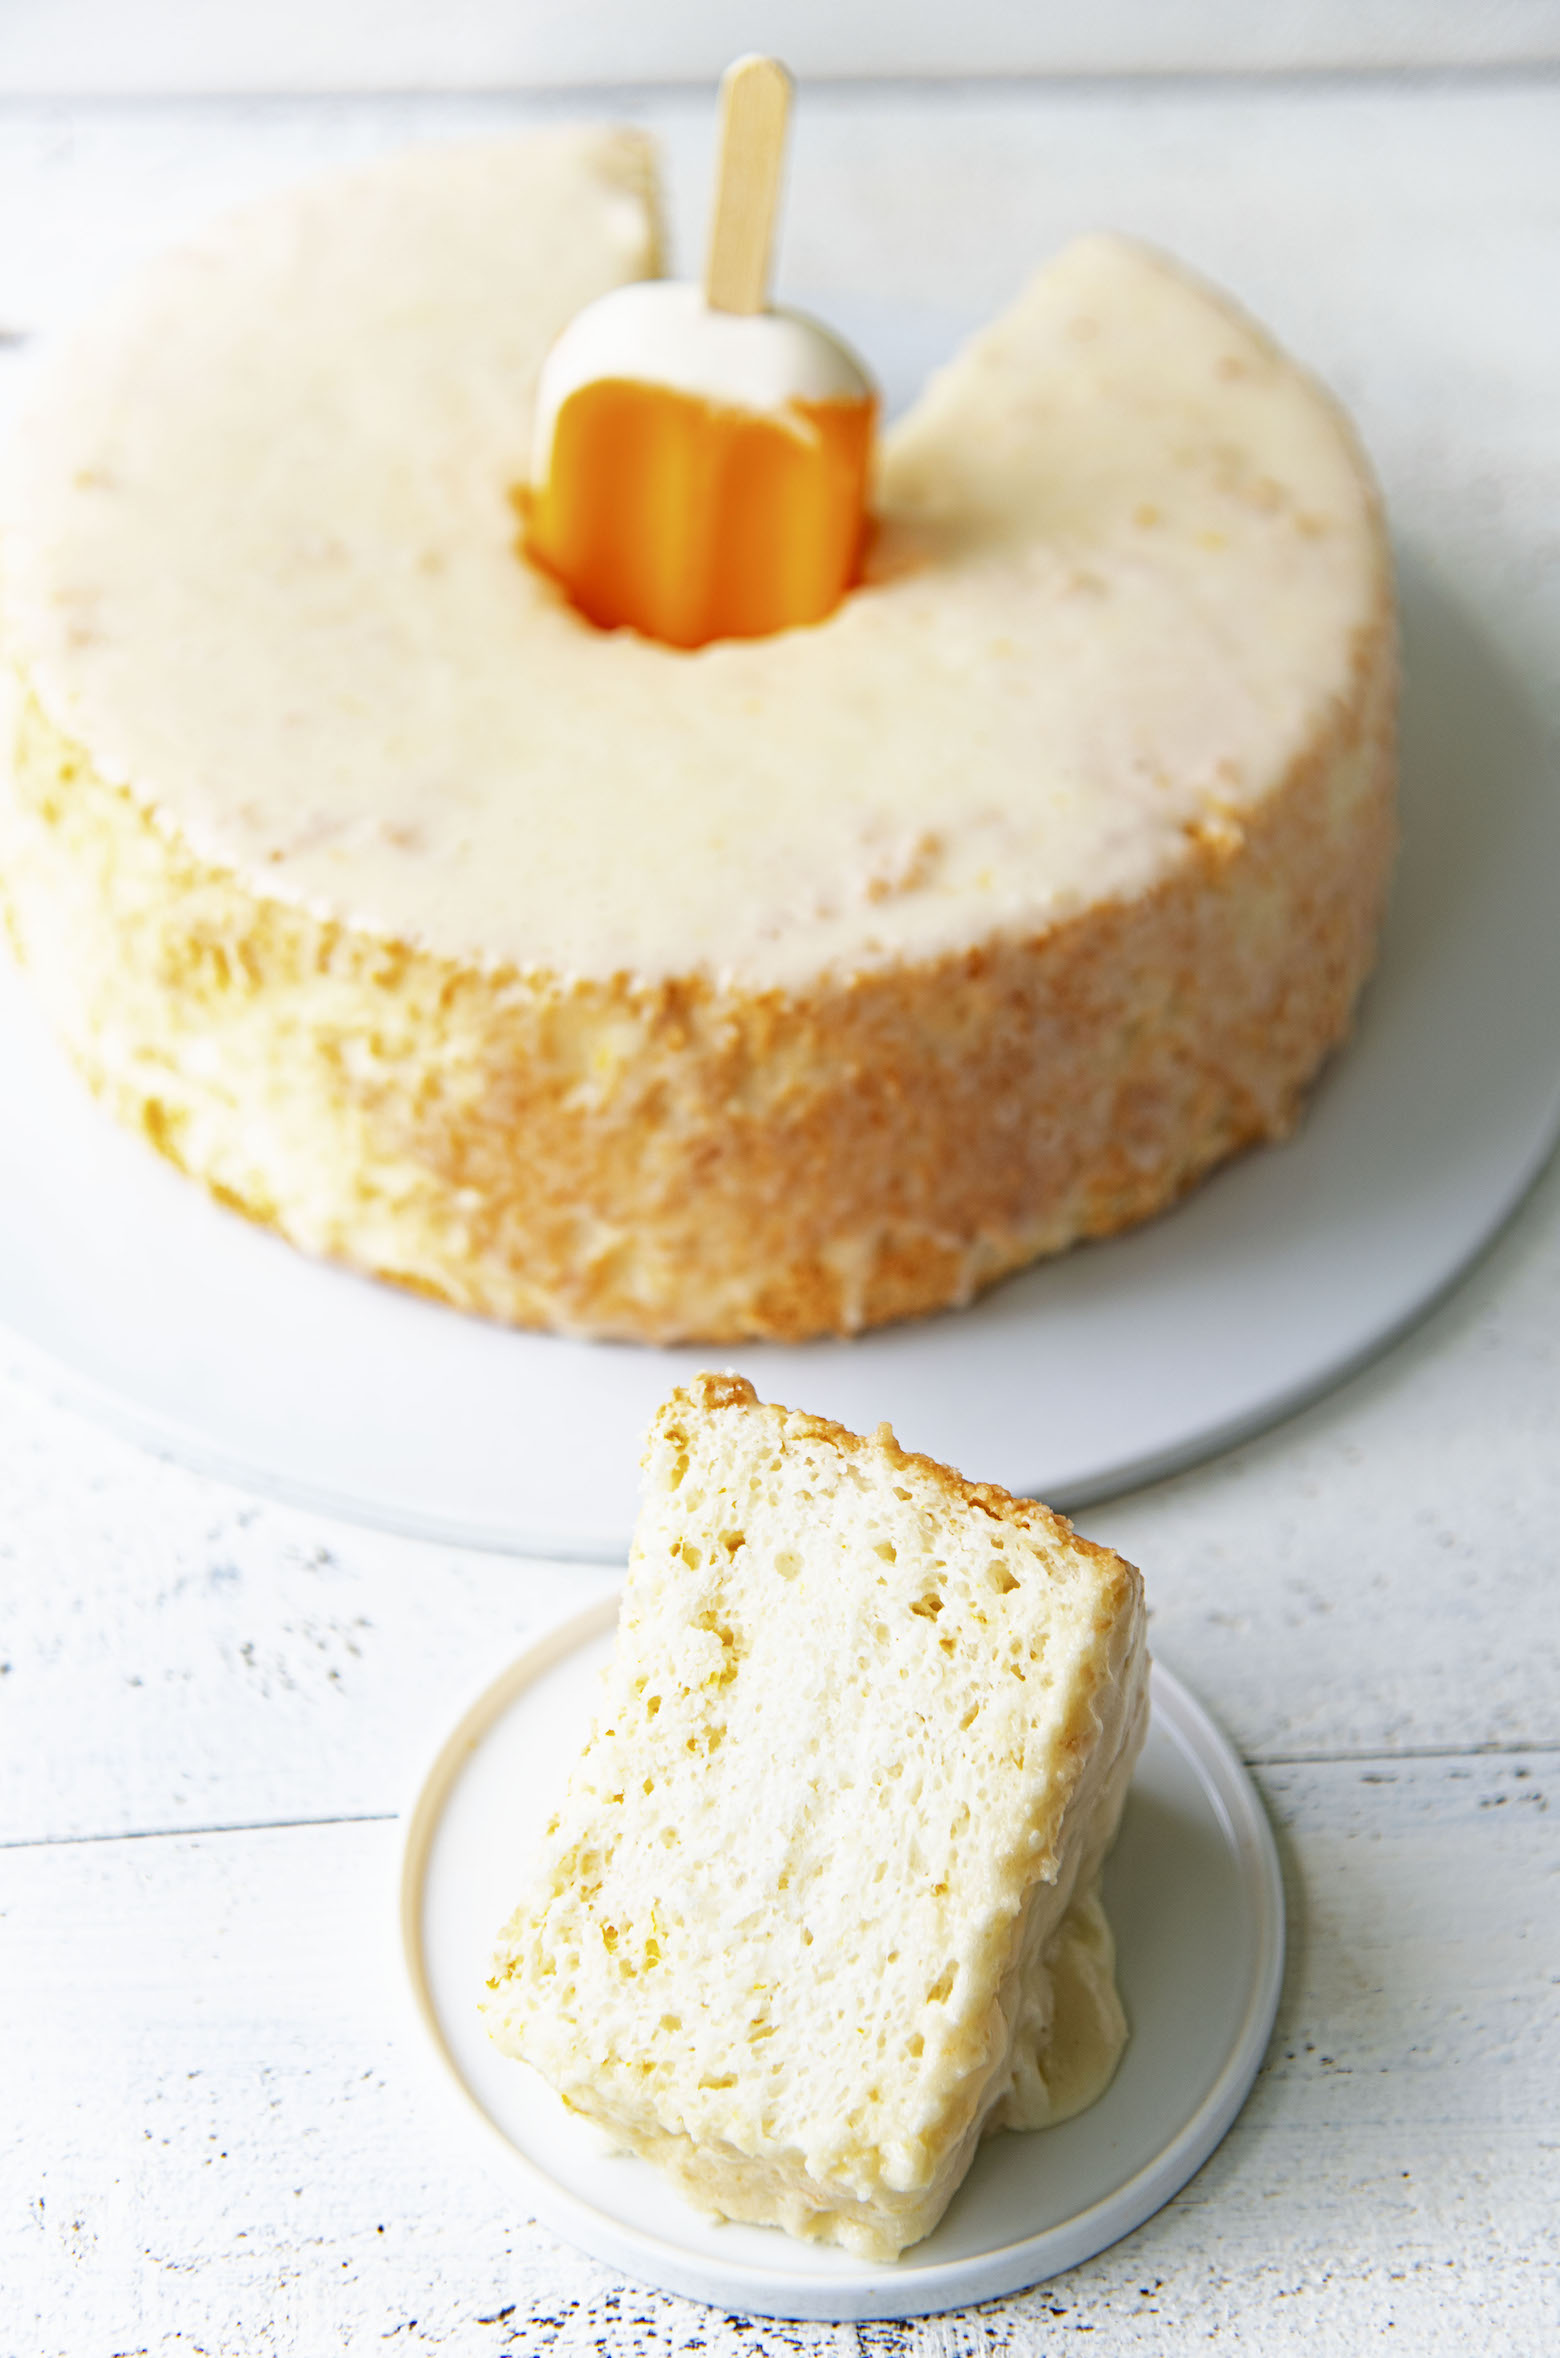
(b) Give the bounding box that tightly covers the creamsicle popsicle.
[525,57,877,650]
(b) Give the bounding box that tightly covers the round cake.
[0,131,1396,1343]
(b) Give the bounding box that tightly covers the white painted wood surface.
[6,0,1559,97]
[3,42,1560,2354]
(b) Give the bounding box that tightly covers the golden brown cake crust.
[661,1373,1137,1611]
[0,588,1394,1343]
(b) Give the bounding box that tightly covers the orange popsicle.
[525,57,876,651]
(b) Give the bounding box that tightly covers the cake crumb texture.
[484,1374,1149,2259]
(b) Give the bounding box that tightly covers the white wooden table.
[3,12,1560,2350]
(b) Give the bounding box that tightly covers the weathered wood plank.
[4,0,1558,101]
[1093,1150,1560,1768]
[5,1143,1559,1842]
[2,1755,1556,2352]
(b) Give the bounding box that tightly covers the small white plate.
[2,537,1556,1555]
[398,1598,1285,2323]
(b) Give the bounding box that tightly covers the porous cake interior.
[484,1375,1148,2260]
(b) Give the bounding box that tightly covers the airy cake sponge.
[483,1374,1149,2259]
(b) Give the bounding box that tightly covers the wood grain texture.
[3,56,1560,2354]
[6,1142,1559,1848]
[3,1756,1557,2353]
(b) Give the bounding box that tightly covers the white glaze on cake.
[1,142,1382,996]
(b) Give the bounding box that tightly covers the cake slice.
[483,1374,1149,2260]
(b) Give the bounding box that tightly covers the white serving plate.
[398,1597,1285,2323]
[1,530,1555,1557]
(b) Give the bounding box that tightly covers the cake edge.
[0,584,1396,1343]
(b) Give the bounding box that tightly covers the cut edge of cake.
[483,1373,1149,2259]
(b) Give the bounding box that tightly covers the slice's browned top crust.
[672,1372,1139,1650]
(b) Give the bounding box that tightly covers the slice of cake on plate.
[483,1374,1149,2260]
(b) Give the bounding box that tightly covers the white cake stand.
[1,545,1555,1557]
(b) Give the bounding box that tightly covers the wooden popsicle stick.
[704,54,793,316]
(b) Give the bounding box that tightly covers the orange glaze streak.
[525,378,877,651]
